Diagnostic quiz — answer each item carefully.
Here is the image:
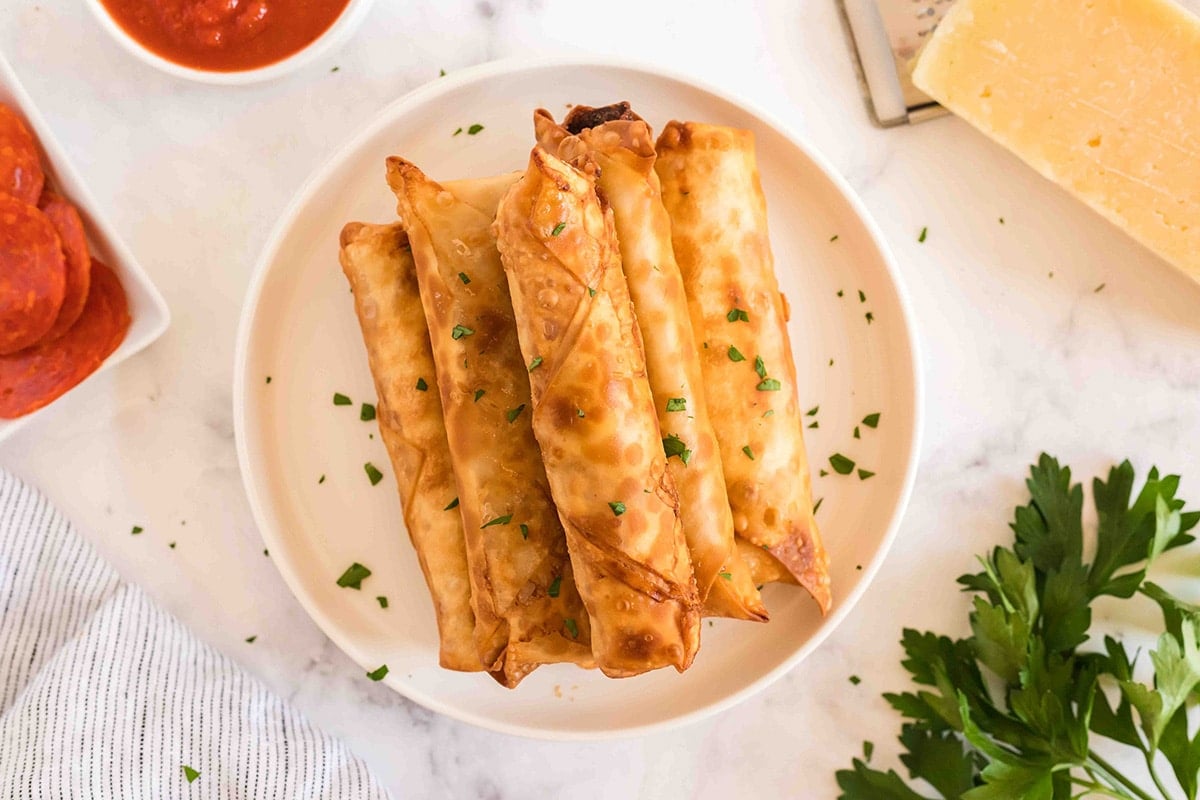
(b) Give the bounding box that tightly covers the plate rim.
[232,54,925,741]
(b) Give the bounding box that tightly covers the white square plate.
[0,52,169,443]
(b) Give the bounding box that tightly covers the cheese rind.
[913,0,1200,280]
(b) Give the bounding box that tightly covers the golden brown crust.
[536,110,765,622]
[655,121,831,614]
[337,222,482,672]
[494,146,701,677]
[386,160,594,686]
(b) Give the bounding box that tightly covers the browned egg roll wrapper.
[534,107,765,622]
[738,538,798,587]
[386,160,594,687]
[655,122,832,614]
[338,222,480,672]
[494,146,701,678]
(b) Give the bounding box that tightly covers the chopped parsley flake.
[588,287,596,297]
[829,454,856,475]
[467,123,484,135]
[806,406,819,416]
[333,392,352,406]
[918,226,928,243]
[754,355,767,379]
[666,397,686,412]
[451,324,474,340]
[742,445,755,460]
[548,576,562,598]
[168,542,176,549]
[763,409,775,418]
[364,462,384,485]
[849,675,861,685]
[481,514,512,529]
[318,474,326,484]
[131,525,143,535]
[457,272,471,285]
[608,501,626,516]
[808,421,819,429]
[813,497,824,514]
[830,234,839,242]
[360,403,376,421]
[719,571,733,580]
[366,664,389,681]
[837,290,844,298]
[454,127,463,136]
[336,562,371,589]
[863,741,875,762]
[726,308,749,323]
[662,434,692,465]
[520,524,529,540]
[505,404,526,423]
[245,635,257,643]
[551,222,566,237]
[415,378,428,391]
[858,290,866,303]
[727,346,745,362]
[473,389,485,402]
[183,765,200,783]
[439,68,446,77]
[756,378,782,391]
[576,408,585,418]
[858,469,876,480]
[853,426,861,439]
[819,469,829,477]
[265,376,272,384]
[1095,282,1106,293]
[528,356,543,371]
[865,312,874,324]
[376,596,388,609]
[862,413,881,428]
[443,497,459,511]
[564,618,579,638]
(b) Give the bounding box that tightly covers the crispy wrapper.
[655,122,831,614]
[387,160,594,687]
[535,107,765,622]
[494,146,701,678]
[338,222,480,672]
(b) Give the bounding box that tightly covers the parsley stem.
[1142,752,1176,800]
[1069,777,1139,800]
[1088,754,1160,800]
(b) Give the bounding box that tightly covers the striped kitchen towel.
[0,470,392,799]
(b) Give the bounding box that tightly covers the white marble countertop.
[5,1,1200,797]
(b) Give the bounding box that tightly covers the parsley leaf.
[726,308,750,323]
[481,514,512,529]
[364,462,383,485]
[666,397,686,412]
[548,576,562,598]
[829,454,855,475]
[366,664,389,681]
[608,501,626,517]
[837,454,1200,800]
[551,222,566,237]
[182,765,200,783]
[727,346,746,362]
[451,324,474,340]
[662,434,692,465]
[333,392,351,405]
[336,562,371,589]
[360,402,376,421]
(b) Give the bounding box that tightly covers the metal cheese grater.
[837,0,955,127]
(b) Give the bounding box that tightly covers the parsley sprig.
[838,455,1200,800]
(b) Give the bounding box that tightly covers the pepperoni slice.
[38,191,92,342]
[0,260,130,418]
[0,103,44,205]
[0,194,66,354]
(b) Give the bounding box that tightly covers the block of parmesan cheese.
[912,0,1200,280]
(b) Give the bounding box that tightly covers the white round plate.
[234,57,923,740]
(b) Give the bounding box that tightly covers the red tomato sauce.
[98,0,352,72]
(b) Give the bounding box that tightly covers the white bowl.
[233,57,924,739]
[82,0,375,86]
[0,52,170,446]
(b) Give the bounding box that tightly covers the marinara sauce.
[98,0,352,72]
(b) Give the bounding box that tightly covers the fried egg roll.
[535,106,765,622]
[386,160,594,687]
[494,146,701,678]
[655,122,832,614]
[338,222,480,672]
